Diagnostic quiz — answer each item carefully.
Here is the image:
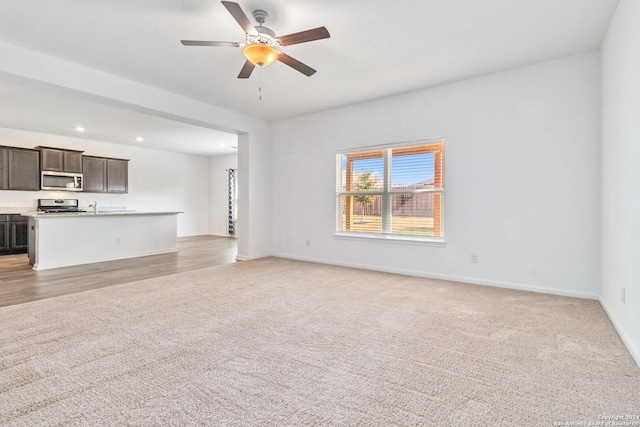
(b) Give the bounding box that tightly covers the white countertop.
[22,211,183,218]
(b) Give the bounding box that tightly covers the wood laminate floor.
[0,235,237,308]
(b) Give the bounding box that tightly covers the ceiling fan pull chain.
[258,67,263,100]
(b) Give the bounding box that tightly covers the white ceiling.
[0,0,619,155]
[0,77,238,156]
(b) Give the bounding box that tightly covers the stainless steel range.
[37,199,86,213]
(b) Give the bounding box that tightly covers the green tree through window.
[354,172,376,223]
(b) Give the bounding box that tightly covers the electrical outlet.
[471,253,479,263]
[306,238,310,246]
[116,237,121,245]
[622,287,626,304]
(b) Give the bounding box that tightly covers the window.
[336,140,444,241]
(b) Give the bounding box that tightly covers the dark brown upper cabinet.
[63,151,83,173]
[38,147,84,173]
[0,144,129,194]
[82,156,107,193]
[83,156,129,193]
[107,159,128,193]
[0,147,40,191]
[0,147,7,190]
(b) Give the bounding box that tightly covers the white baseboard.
[269,253,599,300]
[235,253,270,262]
[598,298,640,368]
[208,233,237,238]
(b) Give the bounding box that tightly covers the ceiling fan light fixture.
[242,44,278,67]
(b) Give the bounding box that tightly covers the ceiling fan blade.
[278,27,330,46]
[238,60,255,79]
[221,1,258,36]
[277,53,316,76]
[181,40,241,47]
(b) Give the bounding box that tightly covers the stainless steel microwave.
[41,171,83,192]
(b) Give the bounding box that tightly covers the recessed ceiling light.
[219,144,225,147]
[74,126,85,132]
[135,137,144,142]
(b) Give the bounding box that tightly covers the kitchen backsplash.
[0,207,31,214]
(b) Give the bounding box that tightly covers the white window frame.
[335,138,446,246]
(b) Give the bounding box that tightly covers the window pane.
[390,193,442,237]
[339,195,382,234]
[352,158,383,191]
[339,150,384,192]
[336,140,445,239]
[391,152,435,189]
[337,155,346,192]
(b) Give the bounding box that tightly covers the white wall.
[270,52,601,299]
[209,153,238,236]
[238,131,273,260]
[600,0,640,365]
[0,127,209,237]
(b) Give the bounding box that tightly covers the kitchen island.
[22,211,182,270]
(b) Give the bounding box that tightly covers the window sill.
[334,232,446,247]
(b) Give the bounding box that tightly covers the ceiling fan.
[181,1,330,79]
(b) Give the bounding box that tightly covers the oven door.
[41,172,83,191]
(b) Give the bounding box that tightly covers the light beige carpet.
[1,258,638,426]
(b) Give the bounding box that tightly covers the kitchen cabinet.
[0,214,28,255]
[1,144,128,194]
[63,151,83,173]
[0,219,8,251]
[107,159,128,193]
[0,147,7,190]
[11,218,28,250]
[82,156,107,192]
[0,147,40,191]
[38,147,83,173]
[83,156,129,193]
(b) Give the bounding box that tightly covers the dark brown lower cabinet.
[0,215,28,255]
[0,222,9,252]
